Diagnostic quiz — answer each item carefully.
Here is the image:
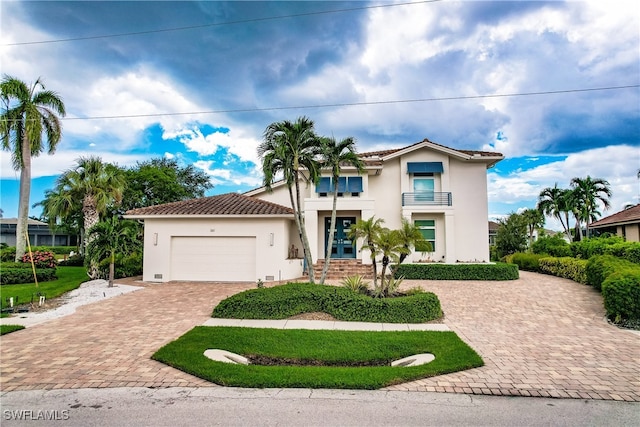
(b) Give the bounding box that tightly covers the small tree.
[396,218,425,264]
[495,213,527,258]
[374,228,407,297]
[348,216,384,289]
[86,217,140,287]
[521,208,545,251]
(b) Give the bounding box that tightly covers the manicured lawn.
[0,324,25,335]
[0,266,88,310]
[153,326,484,389]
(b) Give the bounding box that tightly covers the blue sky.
[1,0,639,230]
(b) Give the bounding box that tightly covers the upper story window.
[407,162,443,174]
[316,176,363,197]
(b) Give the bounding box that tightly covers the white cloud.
[192,160,262,188]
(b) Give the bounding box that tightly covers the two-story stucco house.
[125,138,503,282]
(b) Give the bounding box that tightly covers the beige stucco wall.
[618,223,640,242]
[140,216,302,282]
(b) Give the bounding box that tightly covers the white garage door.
[170,236,256,282]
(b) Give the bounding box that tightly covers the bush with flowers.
[20,250,57,269]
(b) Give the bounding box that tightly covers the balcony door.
[413,178,435,202]
[324,217,356,259]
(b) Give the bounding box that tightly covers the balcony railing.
[402,192,452,206]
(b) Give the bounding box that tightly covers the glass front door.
[324,216,356,259]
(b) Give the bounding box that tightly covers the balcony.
[402,192,452,206]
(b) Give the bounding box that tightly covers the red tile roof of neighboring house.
[125,192,294,216]
[590,204,640,227]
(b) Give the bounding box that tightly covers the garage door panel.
[170,237,256,282]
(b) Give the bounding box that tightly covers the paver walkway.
[1,272,638,401]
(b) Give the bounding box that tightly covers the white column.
[444,212,456,263]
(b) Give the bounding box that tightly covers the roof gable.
[124,192,294,217]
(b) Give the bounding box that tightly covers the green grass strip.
[0,267,88,309]
[1,324,25,335]
[153,326,483,389]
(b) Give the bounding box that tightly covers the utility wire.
[4,0,444,46]
[56,84,639,121]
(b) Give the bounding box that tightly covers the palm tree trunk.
[83,194,100,279]
[320,179,339,284]
[14,137,32,262]
[293,172,314,283]
[563,212,572,242]
[108,252,115,287]
[368,238,378,289]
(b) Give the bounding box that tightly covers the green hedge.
[509,253,549,272]
[571,237,640,264]
[393,263,519,280]
[538,257,588,284]
[0,268,57,285]
[586,255,638,291]
[212,283,443,324]
[532,235,572,257]
[602,270,640,321]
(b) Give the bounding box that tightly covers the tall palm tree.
[521,208,545,251]
[1,75,66,261]
[537,184,573,242]
[570,176,612,238]
[318,136,364,284]
[258,116,321,283]
[348,216,384,288]
[55,157,126,275]
[86,216,140,287]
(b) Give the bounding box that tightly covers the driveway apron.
[1,272,639,401]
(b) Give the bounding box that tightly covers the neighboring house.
[0,218,77,247]
[125,138,503,282]
[488,221,499,246]
[590,204,640,242]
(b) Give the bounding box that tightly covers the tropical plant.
[258,116,321,283]
[34,186,83,250]
[348,216,385,289]
[521,208,545,251]
[570,176,612,238]
[340,275,369,294]
[1,75,66,261]
[86,216,141,287]
[396,218,426,264]
[375,228,407,297]
[318,136,364,284]
[537,184,573,242]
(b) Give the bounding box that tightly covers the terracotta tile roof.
[125,192,294,216]
[358,138,503,159]
[590,204,640,227]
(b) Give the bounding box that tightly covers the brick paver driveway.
[1,271,638,401]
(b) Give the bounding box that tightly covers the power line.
[57,84,639,121]
[4,0,444,46]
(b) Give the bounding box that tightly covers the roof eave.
[124,214,295,220]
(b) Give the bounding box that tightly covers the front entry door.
[325,217,356,259]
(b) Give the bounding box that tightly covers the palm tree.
[318,136,364,284]
[570,176,612,238]
[55,156,126,275]
[374,228,406,297]
[34,186,83,252]
[537,184,573,242]
[521,208,545,251]
[348,216,384,289]
[258,116,321,283]
[1,75,66,261]
[86,216,140,287]
[396,217,425,264]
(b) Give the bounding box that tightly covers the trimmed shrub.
[602,270,640,322]
[95,253,143,279]
[393,263,519,281]
[30,246,77,255]
[20,251,57,268]
[0,247,16,262]
[571,236,623,259]
[509,253,548,272]
[58,254,85,267]
[538,257,588,284]
[532,235,572,257]
[0,268,57,285]
[212,283,443,324]
[585,255,638,291]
